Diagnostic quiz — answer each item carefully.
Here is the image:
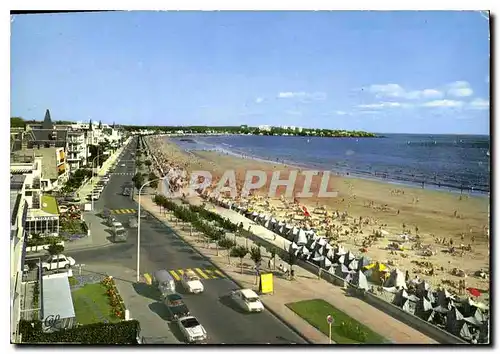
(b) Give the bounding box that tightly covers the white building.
[66,130,88,171]
[258,125,272,132]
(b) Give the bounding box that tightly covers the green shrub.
[338,321,368,342]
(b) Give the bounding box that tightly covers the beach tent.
[351,270,369,291]
[324,242,333,250]
[335,255,345,266]
[392,290,407,307]
[291,227,299,236]
[317,238,328,246]
[347,260,359,271]
[312,251,324,263]
[327,265,336,274]
[464,315,483,328]
[416,298,434,318]
[343,252,356,265]
[459,323,473,341]
[326,249,335,259]
[436,289,455,307]
[335,265,351,279]
[306,230,316,237]
[335,245,348,256]
[288,242,299,253]
[382,286,399,294]
[446,308,465,335]
[295,229,308,245]
[357,256,371,269]
[385,269,408,289]
[433,304,451,314]
[321,257,333,268]
[363,262,388,272]
[299,246,310,258]
[425,290,436,304]
[264,220,271,228]
[402,299,417,315]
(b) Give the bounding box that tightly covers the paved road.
[67,138,307,345]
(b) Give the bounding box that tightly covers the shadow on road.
[189,255,205,262]
[148,302,170,321]
[169,240,185,247]
[177,248,195,254]
[133,282,159,301]
[167,320,186,343]
[218,294,246,314]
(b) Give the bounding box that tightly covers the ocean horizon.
[168,133,490,196]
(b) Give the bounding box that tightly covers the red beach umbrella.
[467,287,481,297]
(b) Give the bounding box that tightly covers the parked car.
[39,254,76,272]
[163,293,190,320]
[180,270,204,294]
[176,316,207,343]
[229,289,264,313]
[107,215,118,226]
[112,224,128,243]
[122,187,132,196]
[58,205,69,214]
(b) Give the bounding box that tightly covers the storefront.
[25,210,59,236]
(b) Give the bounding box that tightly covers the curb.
[66,241,114,253]
[139,201,314,345]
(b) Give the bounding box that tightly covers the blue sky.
[11,11,490,134]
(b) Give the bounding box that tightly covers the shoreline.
[146,135,490,302]
[173,136,490,197]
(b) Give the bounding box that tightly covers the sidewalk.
[138,197,438,344]
[65,212,113,251]
[78,263,180,344]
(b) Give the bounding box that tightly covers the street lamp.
[136,177,165,282]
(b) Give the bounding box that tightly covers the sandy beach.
[146,135,490,302]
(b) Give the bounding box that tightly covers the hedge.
[18,320,141,344]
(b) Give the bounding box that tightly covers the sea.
[169,134,491,196]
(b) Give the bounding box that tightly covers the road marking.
[144,273,152,285]
[214,269,225,278]
[194,268,210,279]
[177,269,185,277]
[111,209,137,214]
[169,270,181,281]
[203,269,219,279]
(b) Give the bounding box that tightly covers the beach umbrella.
[467,287,481,298]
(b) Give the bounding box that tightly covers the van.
[153,269,176,299]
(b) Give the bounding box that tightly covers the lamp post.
[136,177,164,282]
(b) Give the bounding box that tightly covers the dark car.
[164,293,190,320]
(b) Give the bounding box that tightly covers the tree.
[148,172,158,189]
[249,246,262,284]
[145,160,152,168]
[230,246,248,274]
[47,242,65,273]
[132,172,145,190]
[218,237,236,264]
[11,117,26,128]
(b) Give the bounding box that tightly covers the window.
[25,191,32,197]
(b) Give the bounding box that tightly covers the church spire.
[42,109,53,130]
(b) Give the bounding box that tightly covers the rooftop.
[240,288,259,299]
[42,275,75,322]
[41,195,58,215]
[10,174,26,190]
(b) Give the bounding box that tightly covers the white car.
[180,270,204,294]
[120,163,126,167]
[40,254,76,271]
[230,289,264,313]
[111,221,123,229]
[176,316,207,343]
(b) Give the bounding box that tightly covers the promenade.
[137,196,438,344]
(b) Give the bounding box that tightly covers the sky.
[11,11,490,134]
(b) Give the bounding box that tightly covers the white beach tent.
[295,229,308,245]
[385,268,408,289]
[321,257,333,268]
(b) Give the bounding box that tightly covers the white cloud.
[277,91,326,101]
[366,84,443,100]
[446,81,474,97]
[335,111,348,115]
[358,102,410,109]
[285,110,302,116]
[255,97,264,104]
[469,98,489,110]
[422,99,464,108]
